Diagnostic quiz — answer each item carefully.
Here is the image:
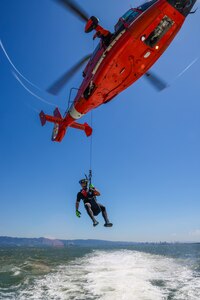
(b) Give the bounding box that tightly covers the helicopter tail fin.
[69,122,92,137]
[39,110,63,126]
[39,111,47,126]
[53,107,62,119]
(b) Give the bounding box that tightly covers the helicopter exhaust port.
[85,16,99,33]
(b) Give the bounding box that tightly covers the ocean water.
[0,244,200,300]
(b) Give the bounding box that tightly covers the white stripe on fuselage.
[69,104,84,120]
[92,29,126,76]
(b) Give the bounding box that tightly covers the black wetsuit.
[76,188,105,216]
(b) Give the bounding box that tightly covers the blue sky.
[0,0,200,242]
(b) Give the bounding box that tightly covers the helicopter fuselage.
[40,0,197,142]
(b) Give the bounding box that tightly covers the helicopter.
[39,0,197,142]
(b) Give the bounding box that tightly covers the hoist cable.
[89,111,93,185]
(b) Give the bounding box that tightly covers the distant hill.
[0,236,139,248]
[0,237,64,248]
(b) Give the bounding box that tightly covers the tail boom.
[39,109,92,142]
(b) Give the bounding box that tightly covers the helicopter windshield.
[121,9,140,24]
[114,9,140,33]
[137,0,158,12]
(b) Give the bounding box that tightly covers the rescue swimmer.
[76,178,113,227]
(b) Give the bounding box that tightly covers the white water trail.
[15,250,200,300]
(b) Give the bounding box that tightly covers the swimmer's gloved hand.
[89,184,95,190]
[76,210,81,218]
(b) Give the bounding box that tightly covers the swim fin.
[104,223,113,227]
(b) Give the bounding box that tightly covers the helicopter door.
[144,16,174,48]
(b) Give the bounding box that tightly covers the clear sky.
[0,0,200,242]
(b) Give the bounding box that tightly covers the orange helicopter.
[39,0,197,142]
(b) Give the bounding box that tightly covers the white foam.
[15,250,200,300]
[12,268,21,277]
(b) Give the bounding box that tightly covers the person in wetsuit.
[76,179,113,227]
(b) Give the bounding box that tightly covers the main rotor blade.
[47,54,91,95]
[145,72,168,91]
[56,0,89,22]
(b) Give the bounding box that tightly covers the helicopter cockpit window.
[114,9,140,33]
[114,20,124,34]
[122,9,140,24]
[137,0,158,12]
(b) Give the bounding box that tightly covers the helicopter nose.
[167,0,197,16]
